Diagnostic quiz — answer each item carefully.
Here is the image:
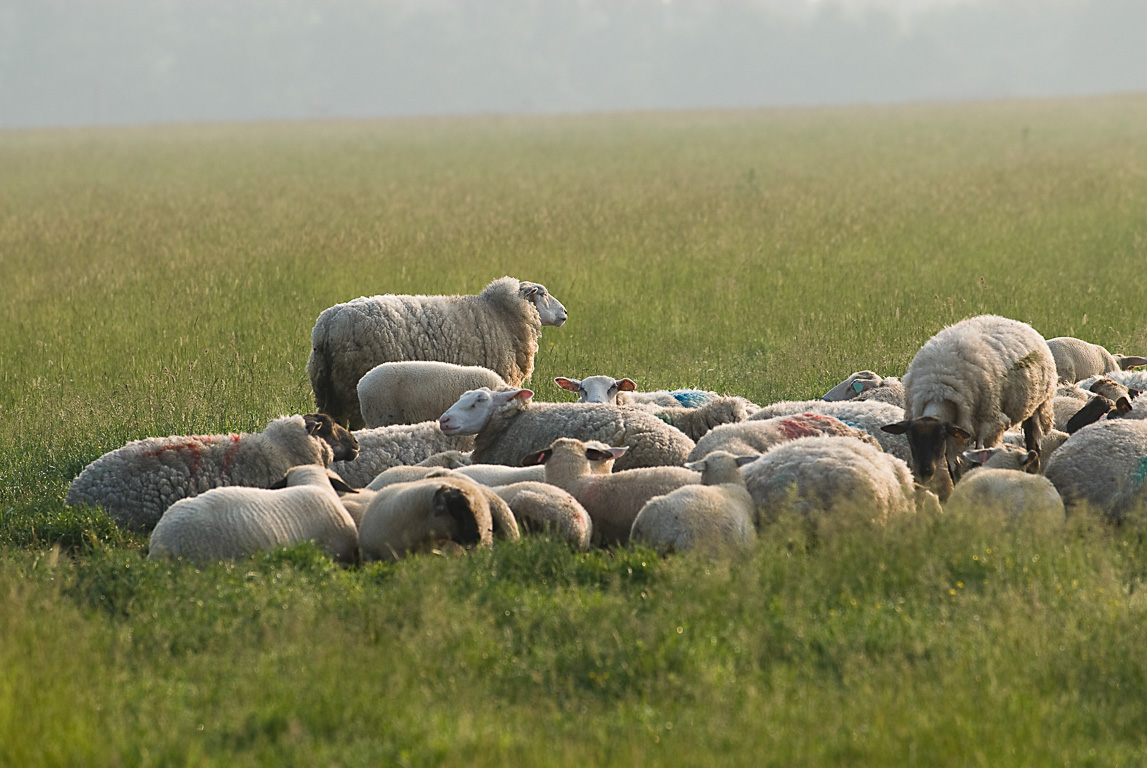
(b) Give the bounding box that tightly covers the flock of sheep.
[65,275,1147,565]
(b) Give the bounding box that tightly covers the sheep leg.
[1020,416,1044,472]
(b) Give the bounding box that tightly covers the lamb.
[688,412,880,462]
[1045,337,1147,383]
[1001,428,1070,461]
[66,414,359,532]
[438,388,696,471]
[746,399,911,464]
[1042,419,1147,520]
[740,436,920,524]
[331,421,476,488]
[882,315,1056,496]
[947,448,1064,523]
[822,371,905,408]
[308,276,568,428]
[147,466,360,565]
[357,361,508,429]
[492,481,592,550]
[521,437,700,546]
[630,451,758,555]
[554,375,720,408]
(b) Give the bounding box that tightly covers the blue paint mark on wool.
[1135,456,1147,487]
[670,390,716,408]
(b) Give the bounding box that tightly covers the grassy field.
[2,94,1147,766]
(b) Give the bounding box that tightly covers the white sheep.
[1045,337,1147,383]
[492,481,592,550]
[689,412,880,462]
[630,451,758,555]
[741,436,920,524]
[946,450,1065,524]
[1043,419,1147,520]
[357,361,508,429]
[308,276,567,428]
[521,437,700,546]
[66,414,359,531]
[747,399,911,464]
[554,375,720,408]
[822,371,905,408]
[331,421,476,488]
[358,472,514,562]
[882,315,1056,496]
[147,466,360,564]
[1001,428,1070,462]
[438,388,696,471]
[1077,370,1147,395]
[640,397,760,442]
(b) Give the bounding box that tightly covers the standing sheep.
[1043,419,1147,520]
[1046,337,1147,383]
[357,362,508,428]
[147,466,360,565]
[67,414,359,532]
[520,438,701,546]
[630,451,758,555]
[741,436,920,524]
[437,388,696,471]
[308,276,567,428]
[331,421,476,488]
[882,315,1056,495]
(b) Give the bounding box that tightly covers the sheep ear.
[554,377,581,392]
[961,449,990,467]
[584,448,616,462]
[520,448,552,466]
[1129,388,1142,400]
[268,475,290,490]
[491,388,532,407]
[1116,397,1133,414]
[881,421,910,435]
[735,454,759,467]
[1117,355,1147,370]
[608,446,629,459]
[683,459,705,472]
[617,378,637,392]
[326,472,358,494]
[302,413,332,435]
[947,425,972,444]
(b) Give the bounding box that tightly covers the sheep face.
[1065,394,1132,434]
[960,446,1039,474]
[438,387,533,436]
[304,413,359,462]
[882,416,970,486]
[520,282,567,327]
[554,375,637,404]
[822,371,882,402]
[520,438,627,468]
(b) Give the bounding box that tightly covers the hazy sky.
[1,0,1143,128]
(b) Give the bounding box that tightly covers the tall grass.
[2,95,1147,765]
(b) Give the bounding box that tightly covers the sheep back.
[358,476,496,562]
[493,481,592,550]
[1043,419,1147,520]
[358,361,507,428]
[332,422,475,488]
[946,469,1065,524]
[689,412,878,462]
[747,400,910,463]
[630,483,756,554]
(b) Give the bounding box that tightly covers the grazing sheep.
[521,437,700,546]
[147,466,360,565]
[688,412,879,462]
[438,388,695,471]
[1042,419,1147,520]
[822,371,905,408]
[331,421,475,488]
[747,399,911,464]
[882,315,1056,496]
[554,375,720,408]
[492,481,592,550]
[357,361,508,429]
[1046,337,1147,383]
[630,451,758,555]
[67,414,359,532]
[358,473,505,562]
[309,276,568,428]
[741,436,919,524]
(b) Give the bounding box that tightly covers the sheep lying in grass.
[309,276,568,428]
[741,436,920,524]
[947,446,1065,523]
[643,397,760,441]
[438,388,695,471]
[822,371,905,408]
[358,361,507,428]
[630,451,758,555]
[492,481,592,550]
[554,375,721,407]
[882,314,1056,497]
[689,412,880,462]
[147,466,360,565]
[67,414,359,531]
[748,399,910,464]
[331,421,475,488]
[1043,419,1147,520]
[1046,337,1147,383]
[521,438,700,546]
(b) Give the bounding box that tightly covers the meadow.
[2,94,1147,766]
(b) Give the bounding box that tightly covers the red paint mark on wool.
[221,434,242,479]
[777,413,832,440]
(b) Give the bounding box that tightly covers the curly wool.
[1043,419,1147,520]
[66,416,336,532]
[309,277,545,427]
[640,396,760,442]
[747,399,910,463]
[332,422,475,488]
[472,401,695,471]
[689,412,879,462]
